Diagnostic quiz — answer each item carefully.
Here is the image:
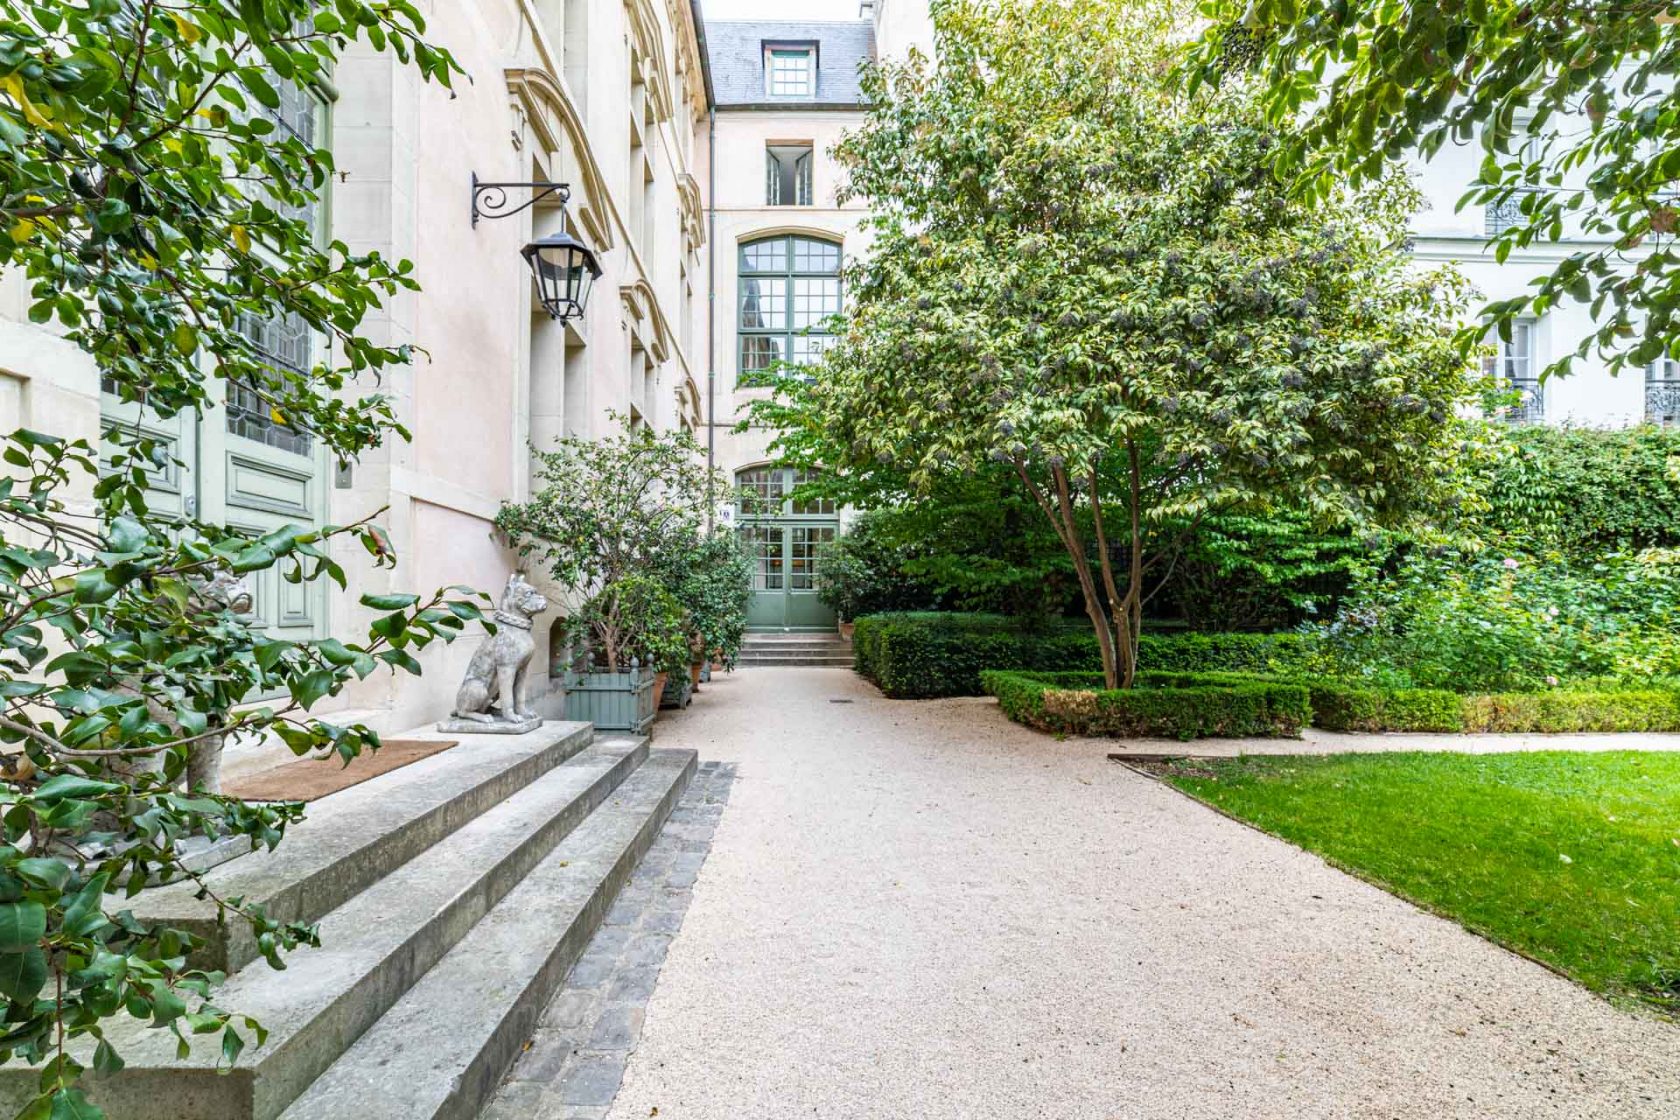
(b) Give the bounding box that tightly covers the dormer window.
[765,44,815,99]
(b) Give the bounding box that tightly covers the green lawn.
[1161,751,1680,1012]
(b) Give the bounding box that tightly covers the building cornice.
[504,67,619,254]
[625,0,676,123]
[620,278,675,363]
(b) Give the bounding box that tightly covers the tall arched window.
[738,235,841,376]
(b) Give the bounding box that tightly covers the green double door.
[736,466,838,632]
[741,520,837,631]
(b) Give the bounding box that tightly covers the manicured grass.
[1161,751,1680,1012]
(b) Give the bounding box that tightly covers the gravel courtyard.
[606,667,1680,1119]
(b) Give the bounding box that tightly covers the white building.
[694,16,876,631]
[1406,123,1675,428]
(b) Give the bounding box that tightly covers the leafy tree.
[761,0,1479,689]
[496,421,726,672]
[0,3,468,1117]
[1168,509,1383,631]
[1191,1,1680,379]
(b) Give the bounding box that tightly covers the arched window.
[738,235,841,376]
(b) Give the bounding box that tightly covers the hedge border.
[1300,679,1680,733]
[853,612,1310,699]
[983,670,1680,737]
[980,669,1311,740]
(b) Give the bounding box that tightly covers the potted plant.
[496,418,724,732]
[814,532,871,642]
[552,575,688,731]
[675,530,754,674]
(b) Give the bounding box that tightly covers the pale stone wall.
[324,0,711,734]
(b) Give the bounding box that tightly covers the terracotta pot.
[653,671,669,705]
[838,619,855,643]
[690,662,703,686]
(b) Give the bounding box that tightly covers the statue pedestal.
[437,716,543,735]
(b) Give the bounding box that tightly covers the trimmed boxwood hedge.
[1270,678,1680,734]
[853,612,1310,698]
[980,669,1311,740]
[983,669,1680,737]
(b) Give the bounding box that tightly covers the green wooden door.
[737,467,838,632]
[100,310,330,647]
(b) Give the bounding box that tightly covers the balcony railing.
[1649,380,1680,426]
[1484,196,1527,236]
[1507,381,1546,424]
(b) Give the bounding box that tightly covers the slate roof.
[702,19,875,108]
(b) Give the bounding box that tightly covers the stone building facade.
[694,16,876,632]
[0,0,712,751]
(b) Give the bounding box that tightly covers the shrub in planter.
[676,531,753,671]
[497,420,727,729]
[981,670,1311,739]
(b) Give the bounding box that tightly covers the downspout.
[690,0,718,531]
[705,102,717,531]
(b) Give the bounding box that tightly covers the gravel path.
[606,668,1680,1120]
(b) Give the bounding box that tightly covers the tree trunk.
[1015,459,1129,689]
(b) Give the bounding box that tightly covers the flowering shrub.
[1307,548,1680,691]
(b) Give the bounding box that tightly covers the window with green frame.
[231,74,329,455]
[738,235,840,378]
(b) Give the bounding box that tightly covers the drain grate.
[828,698,854,704]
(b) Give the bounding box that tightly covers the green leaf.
[13,859,71,892]
[0,901,46,952]
[32,775,123,802]
[359,592,420,610]
[62,874,110,937]
[289,669,334,709]
[49,1087,103,1120]
[0,946,47,1002]
[105,516,148,554]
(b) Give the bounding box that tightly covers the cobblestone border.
[482,760,737,1120]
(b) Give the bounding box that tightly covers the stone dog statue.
[444,572,550,733]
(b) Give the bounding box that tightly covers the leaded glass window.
[738,235,840,379]
[789,525,835,589]
[231,310,314,455]
[734,467,834,518]
[742,524,783,590]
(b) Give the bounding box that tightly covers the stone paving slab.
[480,761,736,1120]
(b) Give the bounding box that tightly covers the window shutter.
[796,150,813,206]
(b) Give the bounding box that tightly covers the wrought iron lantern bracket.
[471,173,572,227]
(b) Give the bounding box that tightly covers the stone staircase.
[737,631,854,667]
[0,722,695,1120]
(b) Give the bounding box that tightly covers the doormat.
[223,739,460,803]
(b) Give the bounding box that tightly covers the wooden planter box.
[565,665,657,734]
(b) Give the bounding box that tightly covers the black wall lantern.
[471,173,602,324]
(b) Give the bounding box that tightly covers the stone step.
[276,748,697,1120]
[738,654,855,666]
[134,721,597,974]
[45,737,650,1120]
